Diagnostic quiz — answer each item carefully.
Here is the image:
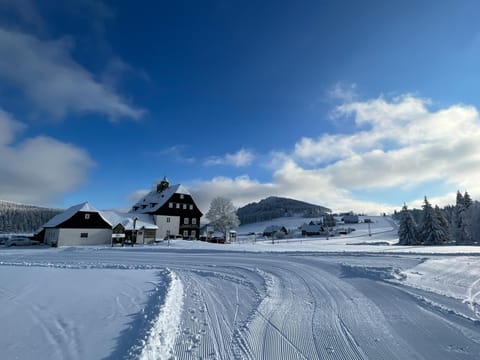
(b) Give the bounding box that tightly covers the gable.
[57,211,111,229]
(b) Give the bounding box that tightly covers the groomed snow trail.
[139,270,184,360]
[2,248,480,359]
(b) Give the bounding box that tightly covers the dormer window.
[150,202,157,208]
[141,205,147,209]
[133,206,139,211]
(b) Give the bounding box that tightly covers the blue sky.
[1,0,480,214]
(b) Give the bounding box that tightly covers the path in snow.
[2,248,480,359]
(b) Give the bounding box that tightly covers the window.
[176,203,180,209]
[80,233,88,238]
[180,194,184,199]
[192,218,197,225]
[166,217,170,223]
[184,218,189,225]
[85,213,90,220]
[183,230,189,238]
[189,204,193,210]
[183,204,187,210]
[191,230,196,238]
[169,202,173,208]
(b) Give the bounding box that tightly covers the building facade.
[129,178,203,239]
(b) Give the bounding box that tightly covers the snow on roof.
[101,211,157,230]
[130,184,192,214]
[42,203,158,230]
[264,225,284,233]
[42,202,108,228]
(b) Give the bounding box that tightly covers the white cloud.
[328,82,358,102]
[204,149,255,167]
[189,94,480,214]
[190,176,276,213]
[0,28,144,120]
[0,109,94,204]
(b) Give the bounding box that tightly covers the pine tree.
[418,196,444,245]
[464,191,473,209]
[434,205,449,244]
[398,204,418,245]
[454,190,470,244]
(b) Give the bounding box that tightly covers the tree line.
[397,191,479,245]
[0,200,62,234]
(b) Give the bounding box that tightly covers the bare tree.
[205,197,240,241]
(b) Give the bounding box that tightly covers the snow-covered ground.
[2,217,480,359]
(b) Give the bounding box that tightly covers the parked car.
[208,236,225,244]
[0,236,9,245]
[5,237,39,247]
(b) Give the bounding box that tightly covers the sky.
[1,0,480,215]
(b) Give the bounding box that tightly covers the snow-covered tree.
[453,190,471,244]
[418,197,447,245]
[464,201,480,244]
[397,203,418,245]
[205,197,240,240]
[464,191,473,209]
[434,205,449,244]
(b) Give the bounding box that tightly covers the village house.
[129,177,202,240]
[40,178,202,246]
[263,225,288,237]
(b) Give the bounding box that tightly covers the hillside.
[236,196,331,225]
[0,200,62,233]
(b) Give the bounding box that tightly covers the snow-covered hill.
[236,196,330,224]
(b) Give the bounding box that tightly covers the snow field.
[3,216,480,359]
[0,266,160,360]
[399,257,480,312]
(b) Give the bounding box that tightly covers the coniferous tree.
[418,196,444,245]
[398,204,418,245]
[454,190,470,244]
[464,191,473,209]
[434,205,449,244]
[464,201,480,244]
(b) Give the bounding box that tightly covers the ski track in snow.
[2,246,480,359]
[139,270,184,360]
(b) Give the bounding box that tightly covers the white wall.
[154,215,180,239]
[58,228,112,246]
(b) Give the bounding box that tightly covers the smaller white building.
[42,202,158,247]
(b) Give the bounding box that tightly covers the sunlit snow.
[1,216,480,359]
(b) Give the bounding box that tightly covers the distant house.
[43,202,158,247]
[129,177,203,240]
[300,223,324,236]
[342,214,359,224]
[263,225,288,237]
